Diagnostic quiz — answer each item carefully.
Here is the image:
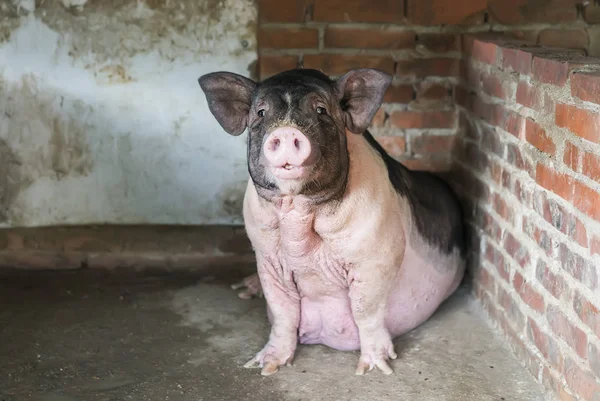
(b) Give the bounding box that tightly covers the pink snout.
[263,127,312,168]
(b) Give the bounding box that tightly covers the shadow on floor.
[0,264,547,401]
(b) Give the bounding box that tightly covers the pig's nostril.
[294,138,300,149]
[271,138,280,151]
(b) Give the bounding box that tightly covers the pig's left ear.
[336,69,392,134]
[198,72,257,136]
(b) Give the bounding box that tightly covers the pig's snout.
[263,127,312,168]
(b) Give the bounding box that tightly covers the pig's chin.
[266,164,313,195]
[270,164,308,180]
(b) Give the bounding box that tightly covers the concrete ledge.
[0,225,254,270]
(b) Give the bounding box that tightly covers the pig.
[198,68,466,376]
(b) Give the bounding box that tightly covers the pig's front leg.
[244,253,300,376]
[349,262,399,375]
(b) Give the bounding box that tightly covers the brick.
[563,358,600,401]
[571,180,600,222]
[571,72,600,105]
[389,111,455,129]
[488,0,579,24]
[532,57,569,87]
[259,28,319,49]
[455,138,489,172]
[582,151,600,183]
[514,271,545,313]
[528,318,564,370]
[590,343,600,378]
[525,118,555,155]
[258,0,311,22]
[417,34,461,53]
[536,164,574,204]
[556,103,600,145]
[463,37,498,65]
[592,235,600,256]
[480,71,505,99]
[584,5,600,24]
[563,142,580,172]
[313,0,404,22]
[324,28,415,49]
[501,169,512,190]
[542,368,578,401]
[573,292,600,338]
[399,157,452,172]
[506,143,533,176]
[502,111,525,139]
[475,265,496,295]
[548,305,588,358]
[384,85,414,103]
[539,29,589,50]
[396,59,459,78]
[515,178,533,207]
[461,60,481,89]
[371,109,386,128]
[559,244,598,291]
[259,55,298,79]
[375,136,406,158]
[411,135,456,155]
[498,287,525,330]
[516,80,552,114]
[492,192,509,222]
[535,259,568,301]
[502,47,534,75]
[454,86,468,108]
[488,246,510,283]
[451,164,490,200]
[303,54,395,76]
[407,0,486,25]
[504,232,530,268]
[415,83,450,102]
[480,129,504,158]
[533,192,589,248]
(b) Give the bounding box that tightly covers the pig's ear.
[336,69,392,134]
[198,72,257,136]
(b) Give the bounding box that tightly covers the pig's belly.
[298,294,360,351]
[293,244,463,351]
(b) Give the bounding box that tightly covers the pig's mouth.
[270,163,308,180]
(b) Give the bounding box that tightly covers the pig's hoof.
[355,346,397,376]
[243,345,294,376]
[231,273,263,300]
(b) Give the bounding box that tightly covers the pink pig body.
[198,67,466,376]
[244,130,464,355]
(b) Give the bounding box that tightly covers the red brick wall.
[256,0,600,171]
[455,36,600,401]
[255,2,600,401]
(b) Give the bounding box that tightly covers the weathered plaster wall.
[0,0,257,227]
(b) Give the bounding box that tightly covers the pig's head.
[198,68,391,201]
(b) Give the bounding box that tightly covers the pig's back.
[362,131,466,259]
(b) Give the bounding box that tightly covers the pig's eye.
[316,106,327,115]
[257,109,265,117]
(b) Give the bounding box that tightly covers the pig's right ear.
[198,72,257,136]
[336,69,392,134]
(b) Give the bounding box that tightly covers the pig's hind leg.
[231,273,263,299]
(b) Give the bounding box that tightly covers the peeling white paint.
[0,0,257,227]
[11,0,35,13]
[60,0,87,9]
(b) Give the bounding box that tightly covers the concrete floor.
[0,262,550,401]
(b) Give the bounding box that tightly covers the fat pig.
[198,68,466,376]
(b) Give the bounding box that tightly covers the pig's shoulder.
[362,131,466,258]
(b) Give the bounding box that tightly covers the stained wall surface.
[0,0,257,227]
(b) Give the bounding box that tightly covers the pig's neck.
[271,195,320,258]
